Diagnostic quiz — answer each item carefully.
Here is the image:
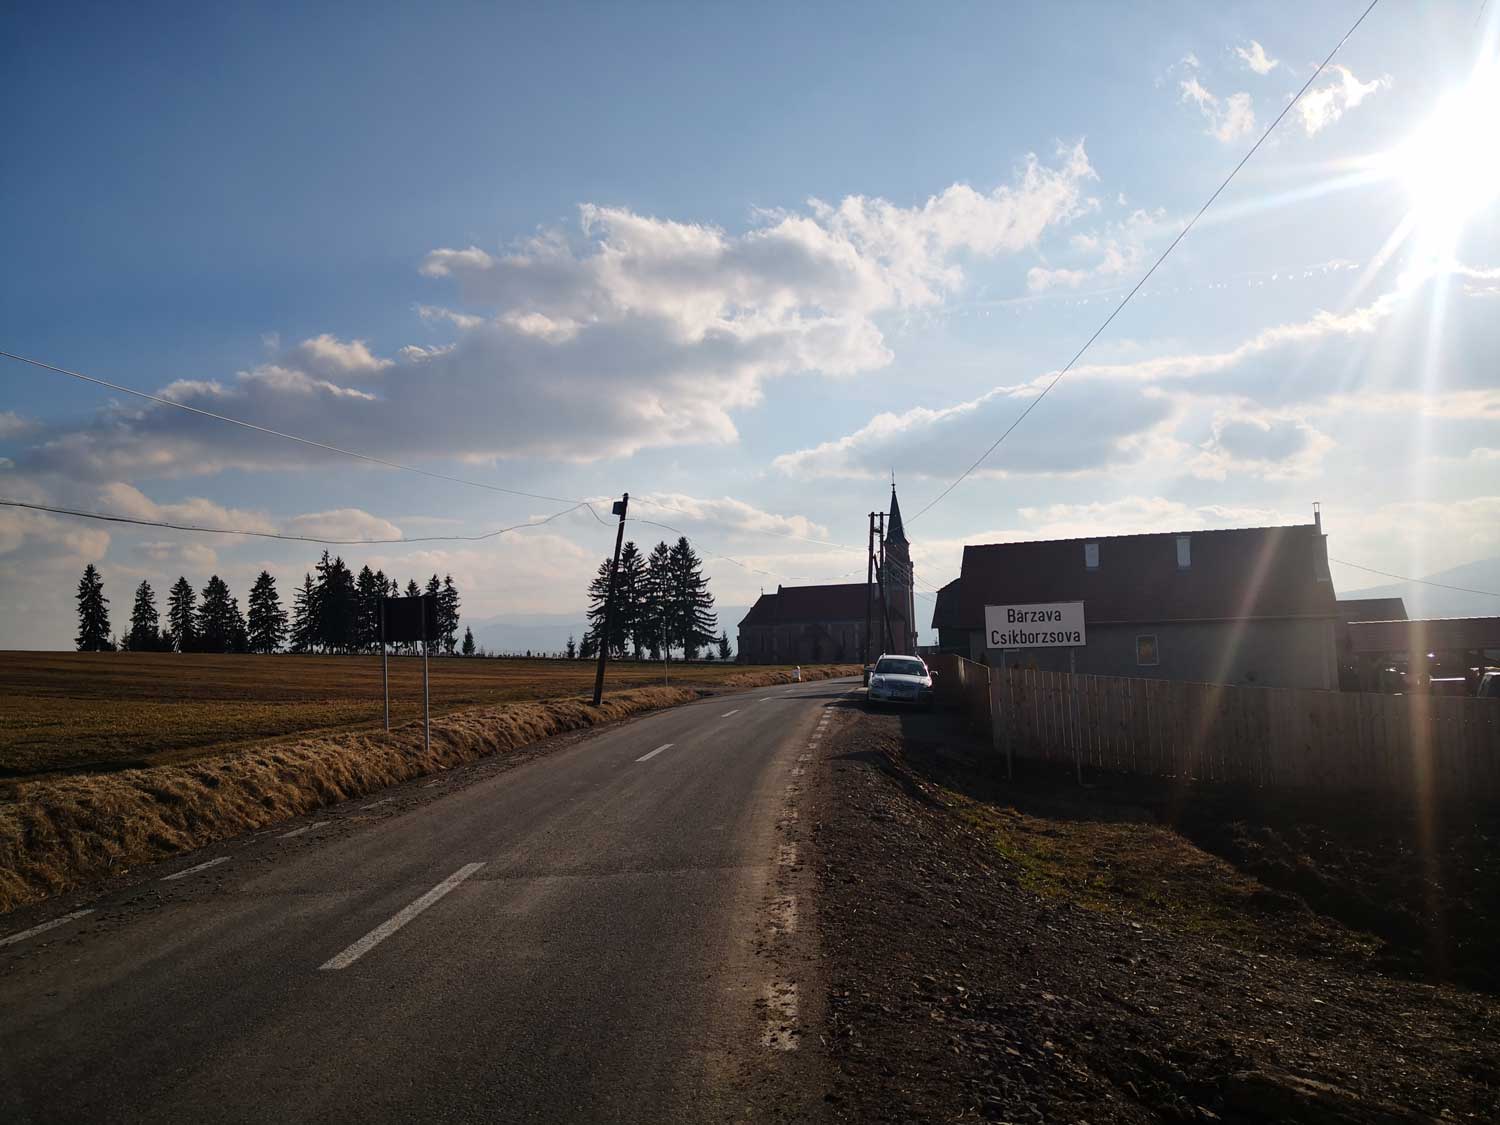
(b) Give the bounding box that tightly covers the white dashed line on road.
[319,862,485,971]
[0,909,94,949]
[635,743,674,762]
[770,895,798,935]
[759,697,773,702]
[162,857,229,882]
[721,709,741,717]
[280,822,324,839]
[778,844,798,868]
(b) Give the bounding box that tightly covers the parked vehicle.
[1478,671,1500,700]
[865,654,934,708]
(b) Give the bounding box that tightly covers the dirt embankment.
[0,665,856,914]
[811,704,1500,1123]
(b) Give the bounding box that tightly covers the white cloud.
[1234,40,1279,75]
[1027,207,1173,291]
[1298,66,1390,136]
[24,148,1098,477]
[0,411,35,438]
[626,493,834,543]
[282,334,392,378]
[282,508,404,541]
[1188,410,1335,480]
[1180,78,1256,142]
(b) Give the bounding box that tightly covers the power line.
[0,497,592,546]
[628,494,863,554]
[907,0,1383,526]
[1329,557,1500,599]
[0,350,593,511]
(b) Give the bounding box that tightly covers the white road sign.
[985,601,1086,649]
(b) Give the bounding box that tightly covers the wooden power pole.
[592,493,629,706]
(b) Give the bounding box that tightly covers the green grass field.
[0,651,839,776]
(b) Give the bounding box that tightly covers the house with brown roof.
[931,518,1340,690]
[738,487,918,663]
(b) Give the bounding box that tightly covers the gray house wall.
[967,617,1337,690]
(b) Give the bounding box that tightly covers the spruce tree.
[667,537,716,659]
[405,578,421,597]
[167,576,196,653]
[718,630,732,661]
[196,575,239,652]
[75,564,112,652]
[565,635,577,660]
[128,579,161,651]
[246,570,287,654]
[578,630,597,661]
[355,565,383,652]
[439,575,461,654]
[643,540,673,659]
[615,541,647,658]
[314,553,358,652]
[290,572,316,652]
[461,627,475,656]
[585,558,631,658]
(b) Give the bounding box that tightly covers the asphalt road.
[0,678,854,1123]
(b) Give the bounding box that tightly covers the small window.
[1136,635,1159,666]
[1084,542,1099,570]
[1176,535,1191,569]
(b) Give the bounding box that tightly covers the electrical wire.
[906,0,1384,526]
[1329,557,1500,599]
[0,497,592,546]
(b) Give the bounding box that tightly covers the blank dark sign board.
[380,595,438,644]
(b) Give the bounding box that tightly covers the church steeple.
[885,484,908,547]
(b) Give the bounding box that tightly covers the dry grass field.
[0,651,841,777]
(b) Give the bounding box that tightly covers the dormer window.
[1176,535,1191,569]
[1084,542,1099,570]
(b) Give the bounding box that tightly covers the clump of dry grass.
[0,686,691,914]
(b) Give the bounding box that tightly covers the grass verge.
[0,665,854,914]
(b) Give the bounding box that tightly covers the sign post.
[984,601,1088,784]
[379,594,439,747]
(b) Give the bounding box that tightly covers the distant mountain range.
[467,606,754,656]
[1341,556,1500,620]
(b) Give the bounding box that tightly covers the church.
[737,487,918,664]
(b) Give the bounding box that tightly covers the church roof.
[885,486,908,546]
[739,583,874,628]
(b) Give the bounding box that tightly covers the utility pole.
[863,511,876,679]
[592,493,629,706]
[877,512,892,652]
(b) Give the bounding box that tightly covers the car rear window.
[875,658,926,677]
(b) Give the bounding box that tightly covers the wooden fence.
[936,656,1500,799]
[931,653,993,731]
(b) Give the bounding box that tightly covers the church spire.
[885,483,908,546]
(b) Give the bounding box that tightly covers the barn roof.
[1337,597,1409,623]
[949,522,1336,627]
[1347,617,1500,655]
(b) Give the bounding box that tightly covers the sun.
[1387,63,1500,247]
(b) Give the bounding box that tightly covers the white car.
[865,654,934,708]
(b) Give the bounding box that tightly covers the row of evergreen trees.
[579,537,726,661]
[73,554,465,655]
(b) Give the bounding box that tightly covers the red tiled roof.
[738,583,874,628]
[952,523,1336,627]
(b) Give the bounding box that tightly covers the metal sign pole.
[1069,646,1081,786]
[422,602,431,755]
[381,605,389,732]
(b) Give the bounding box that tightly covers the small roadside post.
[381,605,389,731]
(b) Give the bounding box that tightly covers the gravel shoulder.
[809,701,1500,1123]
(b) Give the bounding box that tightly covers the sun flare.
[1387,63,1500,244]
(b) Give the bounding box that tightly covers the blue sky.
[3,1,1498,648]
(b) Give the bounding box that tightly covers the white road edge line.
[0,909,95,949]
[280,822,323,839]
[721,709,741,717]
[320,862,485,971]
[361,798,394,810]
[759,697,773,702]
[762,981,799,1051]
[162,856,229,882]
[635,743,674,762]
